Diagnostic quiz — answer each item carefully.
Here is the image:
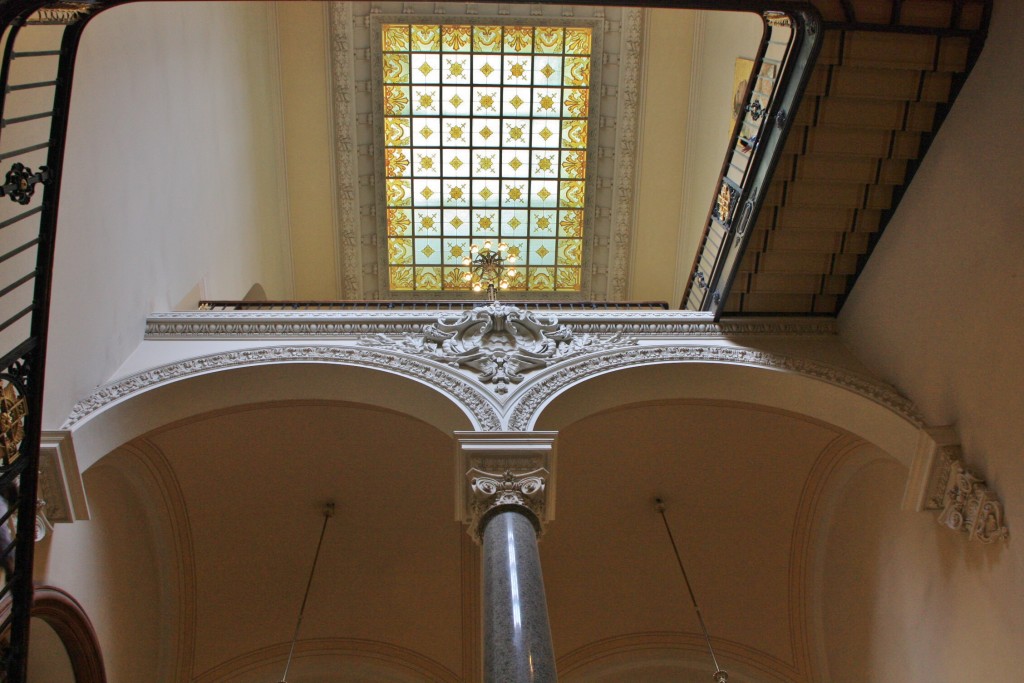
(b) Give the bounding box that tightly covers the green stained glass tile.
[561,119,588,149]
[534,27,563,54]
[531,239,556,265]
[383,53,410,84]
[383,85,410,115]
[442,25,472,52]
[414,238,442,265]
[563,56,591,87]
[388,237,414,265]
[387,208,413,236]
[473,26,502,53]
[410,25,440,52]
[528,267,555,291]
[557,238,583,266]
[559,180,586,208]
[558,210,584,237]
[386,179,412,207]
[504,26,533,53]
[383,117,410,146]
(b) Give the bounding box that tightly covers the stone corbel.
[36,431,91,539]
[904,426,1008,543]
[455,431,557,543]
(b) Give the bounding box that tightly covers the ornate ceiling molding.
[63,346,502,432]
[504,344,924,431]
[146,310,836,339]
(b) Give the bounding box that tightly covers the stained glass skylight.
[380,23,592,292]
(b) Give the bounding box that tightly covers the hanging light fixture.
[462,240,516,300]
[279,502,335,683]
[654,497,728,683]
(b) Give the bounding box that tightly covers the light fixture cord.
[655,498,727,681]
[280,503,335,683]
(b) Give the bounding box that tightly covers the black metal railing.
[198,299,671,312]
[0,1,116,680]
[682,8,822,314]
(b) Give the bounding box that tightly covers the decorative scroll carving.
[467,467,548,542]
[936,460,1009,544]
[359,302,636,393]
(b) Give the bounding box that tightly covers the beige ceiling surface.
[127,398,851,681]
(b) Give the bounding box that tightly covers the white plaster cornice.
[62,346,502,432]
[146,311,837,339]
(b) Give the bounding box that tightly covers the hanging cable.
[654,497,728,683]
[280,502,335,683]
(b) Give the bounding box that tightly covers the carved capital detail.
[455,431,557,543]
[905,426,1009,543]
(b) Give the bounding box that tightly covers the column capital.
[454,431,557,542]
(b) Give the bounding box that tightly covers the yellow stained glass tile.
[382,25,409,52]
[504,27,533,53]
[415,266,442,289]
[474,26,502,53]
[384,117,411,147]
[386,178,412,207]
[534,27,563,54]
[411,25,440,51]
[444,267,472,289]
[563,89,589,118]
[383,54,410,84]
[388,237,414,264]
[561,119,588,149]
[556,266,581,291]
[387,208,412,235]
[559,180,586,208]
[559,210,583,237]
[442,25,472,52]
[390,266,414,291]
[507,270,528,290]
[565,28,592,55]
[415,152,437,174]
[557,238,583,266]
[385,148,411,178]
[561,151,586,179]
[383,85,410,116]
[564,56,591,87]
[528,267,555,291]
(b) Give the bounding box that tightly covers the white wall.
[42,1,290,427]
[838,0,1024,678]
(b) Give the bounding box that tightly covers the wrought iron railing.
[198,299,670,312]
[682,8,822,314]
[0,1,117,679]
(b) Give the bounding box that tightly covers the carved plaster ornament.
[936,460,1009,544]
[467,467,548,543]
[359,302,636,393]
[909,429,1009,544]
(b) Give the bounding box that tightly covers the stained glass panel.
[381,22,592,292]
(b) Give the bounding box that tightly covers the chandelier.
[462,240,517,297]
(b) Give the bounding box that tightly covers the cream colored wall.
[629,10,694,302]
[275,1,338,298]
[838,0,1024,678]
[35,459,164,682]
[630,10,762,304]
[42,2,290,427]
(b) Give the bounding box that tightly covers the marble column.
[455,432,558,683]
[480,507,555,683]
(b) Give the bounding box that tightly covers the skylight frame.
[369,14,605,299]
